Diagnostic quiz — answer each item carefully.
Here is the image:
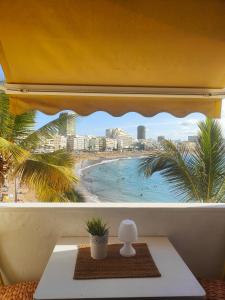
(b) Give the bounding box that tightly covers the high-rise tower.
[106,129,113,138]
[58,112,76,136]
[137,125,146,140]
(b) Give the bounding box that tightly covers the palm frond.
[11,112,36,143]
[41,188,84,202]
[213,180,225,203]
[139,118,225,203]
[0,137,29,164]
[0,93,36,142]
[62,188,84,202]
[0,97,80,202]
[15,150,78,201]
[33,149,75,168]
[139,140,200,201]
[0,93,13,139]
[191,118,225,202]
[21,113,77,150]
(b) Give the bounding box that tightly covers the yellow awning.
[0,0,224,116]
[9,94,221,118]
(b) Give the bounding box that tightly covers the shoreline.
[2,151,150,203]
[75,151,149,202]
[75,159,103,203]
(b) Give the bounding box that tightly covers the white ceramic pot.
[90,232,108,259]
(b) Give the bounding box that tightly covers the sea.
[79,157,184,203]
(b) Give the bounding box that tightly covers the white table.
[34,237,205,300]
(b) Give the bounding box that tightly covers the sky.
[1,65,224,141]
[0,66,3,82]
[35,111,206,141]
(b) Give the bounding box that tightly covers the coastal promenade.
[73,150,150,164]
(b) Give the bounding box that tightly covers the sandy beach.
[74,150,150,165]
[1,151,150,202]
[1,180,37,203]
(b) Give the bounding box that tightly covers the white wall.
[0,203,224,283]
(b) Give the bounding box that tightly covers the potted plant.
[86,217,109,259]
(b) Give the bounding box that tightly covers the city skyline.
[35,111,207,141]
[36,122,199,154]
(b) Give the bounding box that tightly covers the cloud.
[180,119,199,127]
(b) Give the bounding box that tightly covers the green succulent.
[86,218,109,236]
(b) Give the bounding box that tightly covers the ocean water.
[80,158,184,203]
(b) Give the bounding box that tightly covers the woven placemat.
[74,243,161,280]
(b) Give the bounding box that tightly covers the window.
[4,102,225,204]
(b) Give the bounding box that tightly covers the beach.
[74,150,150,165]
[1,180,37,202]
[75,151,183,203]
[2,151,151,203]
[75,151,150,202]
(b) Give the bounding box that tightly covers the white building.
[84,137,90,151]
[99,137,105,151]
[117,136,133,149]
[67,135,87,151]
[74,136,86,151]
[105,128,133,150]
[137,138,155,150]
[35,135,67,153]
[111,128,128,138]
[67,135,75,152]
[54,135,67,150]
[89,137,105,152]
[43,138,55,153]
[105,138,117,151]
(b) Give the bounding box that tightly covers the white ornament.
[118,219,138,257]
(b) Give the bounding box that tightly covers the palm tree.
[139,118,225,203]
[0,93,81,202]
